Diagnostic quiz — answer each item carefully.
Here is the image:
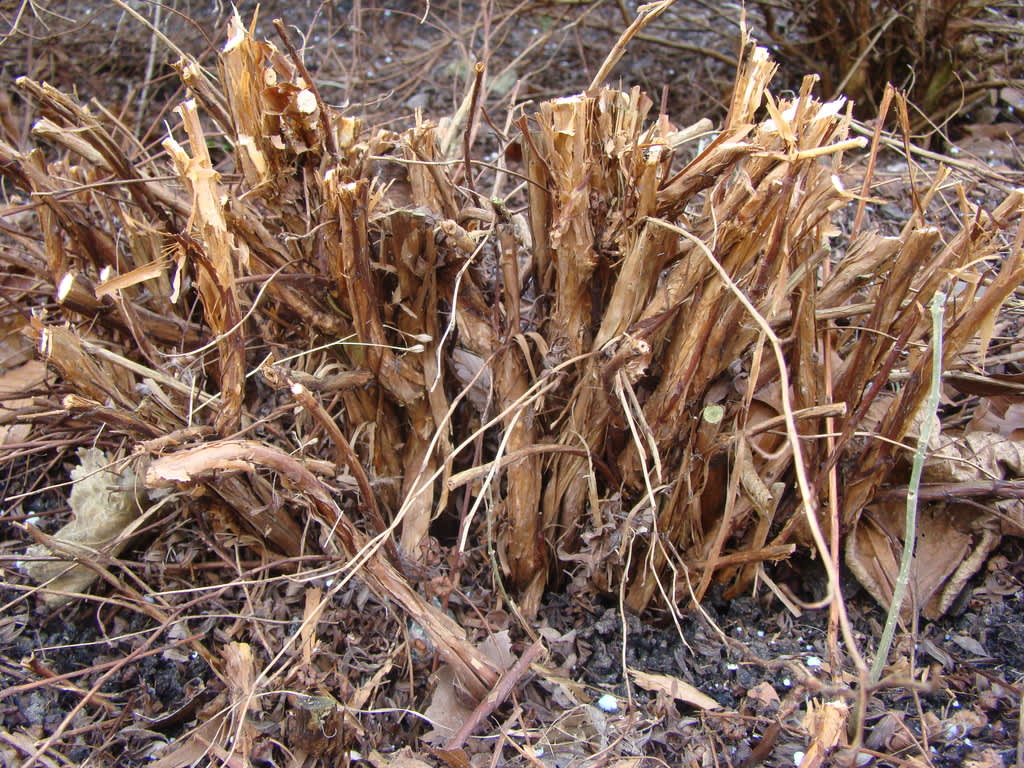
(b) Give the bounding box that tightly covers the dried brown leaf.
[628,668,721,710]
[22,448,141,607]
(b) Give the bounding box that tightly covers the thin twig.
[463,61,486,193]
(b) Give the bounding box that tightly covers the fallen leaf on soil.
[864,711,910,752]
[950,634,988,657]
[349,658,392,712]
[0,359,47,445]
[846,500,987,621]
[0,311,35,370]
[422,665,475,744]
[21,448,141,606]
[938,707,988,741]
[927,427,1024,486]
[149,709,228,768]
[479,629,516,670]
[964,748,1006,768]
[953,122,1024,170]
[744,681,780,712]
[847,410,1024,620]
[969,394,1024,441]
[422,629,517,744]
[628,668,721,710]
[424,745,471,768]
[542,704,615,757]
[368,747,433,768]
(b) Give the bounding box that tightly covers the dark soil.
[9,545,1021,766]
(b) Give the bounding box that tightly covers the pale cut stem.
[870,291,945,683]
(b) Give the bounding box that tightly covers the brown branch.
[463,61,486,194]
[288,382,400,566]
[445,637,545,750]
[876,480,1024,503]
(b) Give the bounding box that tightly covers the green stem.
[870,291,945,683]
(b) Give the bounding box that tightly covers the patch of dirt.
[537,544,1024,767]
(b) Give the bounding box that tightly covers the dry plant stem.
[288,382,396,559]
[146,440,501,699]
[895,96,923,226]
[397,354,573,553]
[163,100,246,434]
[847,121,1019,189]
[78,338,215,406]
[798,305,922,521]
[136,0,162,140]
[837,188,1024,533]
[617,26,737,67]
[272,18,338,160]
[106,0,196,72]
[8,20,1023,762]
[824,351,842,670]
[447,443,616,490]
[723,404,847,443]
[693,425,745,604]
[830,10,900,100]
[463,61,486,193]
[649,216,867,675]
[855,745,949,768]
[444,637,545,750]
[852,84,894,238]
[875,480,1024,504]
[870,292,945,683]
[589,0,677,90]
